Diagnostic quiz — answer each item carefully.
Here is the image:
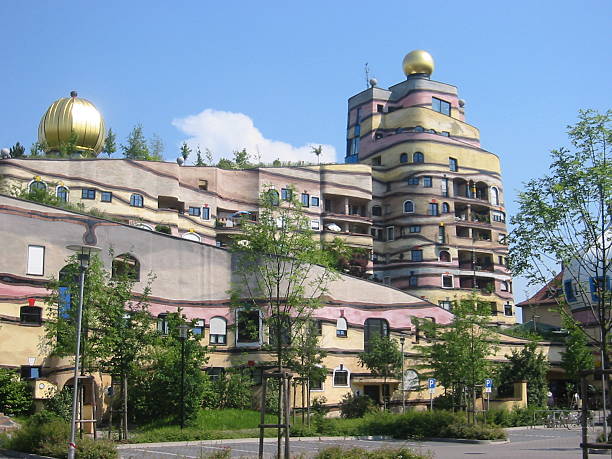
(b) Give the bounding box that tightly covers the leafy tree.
[204,148,214,166]
[416,294,498,416]
[29,141,47,157]
[121,124,151,160]
[233,148,251,168]
[180,142,192,162]
[358,335,402,410]
[57,131,79,157]
[311,145,323,164]
[229,185,340,453]
[217,157,234,169]
[44,386,73,421]
[497,340,550,408]
[561,316,594,386]
[195,146,205,166]
[9,142,26,158]
[0,368,32,415]
[102,128,117,158]
[148,133,164,160]
[129,311,209,423]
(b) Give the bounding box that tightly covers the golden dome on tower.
[402,50,435,77]
[38,91,106,155]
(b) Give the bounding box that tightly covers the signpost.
[484,378,493,411]
[428,378,436,411]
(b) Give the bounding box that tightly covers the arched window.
[403,201,414,213]
[134,223,153,231]
[210,317,227,344]
[491,187,500,206]
[442,202,450,213]
[413,152,424,163]
[56,186,69,202]
[29,180,46,193]
[399,153,408,163]
[112,253,140,281]
[130,194,144,207]
[364,318,389,351]
[182,232,201,242]
[267,189,280,206]
[439,250,451,262]
[336,317,348,337]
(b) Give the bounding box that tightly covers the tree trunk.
[122,373,128,441]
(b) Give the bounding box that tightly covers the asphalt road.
[118,427,592,458]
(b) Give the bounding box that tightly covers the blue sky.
[1,0,610,315]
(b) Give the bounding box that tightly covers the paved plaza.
[118,427,587,458]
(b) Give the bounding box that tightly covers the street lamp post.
[66,245,100,459]
[178,323,189,430]
[399,335,406,414]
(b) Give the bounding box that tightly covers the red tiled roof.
[516,273,563,308]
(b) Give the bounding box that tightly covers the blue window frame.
[311,196,320,207]
[400,153,408,163]
[413,152,424,163]
[268,190,280,206]
[202,207,210,220]
[281,188,292,201]
[81,188,96,200]
[56,186,68,202]
[403,201,414,213]
[301,193,310,207]
[449,158,458,172]
[59,286,71,319]
[188,206,201,217]
[101,191,112,202]
[428,203,439,216]
[409,225,421,233]
[407,177,419,185]
[411,250,423,262]
[590,276,610,302]
[423,176,433,187]
[130,194,144,207]
[432,97,451,116]
[564,280,576,302]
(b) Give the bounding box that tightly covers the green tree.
[9,142,26,158]
[121,124,151,160]
[0,368,32,416]
[229,185,340,454]
[311,145,323,164]
[217,157,234,169]
[29,141,47,157]
[416,294,498,417]
[148,134,164,160]
[204,148,214,166]
[195,146,205,166]
[497,340,549,407]
[180,142,192,162]
[233,148,251,168]
[57,131,79,157]
[561,316,595,386]
[358,335,402,410]
[102,128,117,158]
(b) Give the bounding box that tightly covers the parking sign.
[428,378,436,393]
[484,378,493,393]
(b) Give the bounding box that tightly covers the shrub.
[45,386,73,421]
[314,446,432,459]
[340,393,377,418]
[0,368,32,416]
[441,422,505,440]
[312,396,329,416]
[204,369,253,410]
[155,224,171,234]
[76,438,119,459]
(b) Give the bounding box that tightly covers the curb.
[0,449,56,459]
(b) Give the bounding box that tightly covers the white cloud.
[172,109,337,165]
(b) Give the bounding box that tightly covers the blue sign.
[428,378,437,389]
[485,378,493,388]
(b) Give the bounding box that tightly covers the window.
[267,189,280,206]
[101,191,112,202]
[188,206,201,217]
[442,275,454,288]
[301,193,310,207]
[209,317,227,344]
[441,178,449,197]
[112,253,140,281]
[192,319,205,335]
[409,272,418,287]
[56,186,68,202]
[20,306,42,325]
[29,181,46,193]
[311,196,320,207]
[310,372,324,391]
[491,187,500,206]
[411,250,423,262]
[130,193,144,207]
[269,315,291,347]
[364,318,389,351]
[589,276,610,302]
[504,303,513,317]
[236,309,261,345]
[564,280,576,302]
[182,232,201,242]
[442,202,450,214]
[413,152,424,163]
[449,158,458,172]
[423,176,433,187]
[281,188,292,201]
[206,367,224,381]
[441,131,450,137]
[403,201,414,213]
[386,226,395,241]
[414,126,424,132]
[377,104,384,113]
[20,366,41,380]
[27,245,45,276]
[157,314,169,335]
[492,211,505,222]
[432,97,451,116]
[336,317,348,337]
[81,188,96,200]
[439,250,451,262]
[500,281,509,292]
[202,207,210,220]
[311,219,320,230]
[383,276,391,285]
[372,156,381,166]
[438,225,446,243]
[407,177,419,185]
[372,205,382,217]
[428,203,439,216]
[374,131,384,140]
[439,300,452,311]
[400,153,408,163]
[312,320,323,336]
[409,225,421,233]
[333,366,350,387]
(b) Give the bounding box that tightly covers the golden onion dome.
[402,50,435,77]
[38,91,106,155]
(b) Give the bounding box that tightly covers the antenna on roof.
[364,63,370,89]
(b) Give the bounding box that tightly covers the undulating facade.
[346,51,515,325]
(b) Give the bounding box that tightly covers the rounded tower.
[38,91,106,155]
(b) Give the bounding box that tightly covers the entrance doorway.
[364,385,380,404]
